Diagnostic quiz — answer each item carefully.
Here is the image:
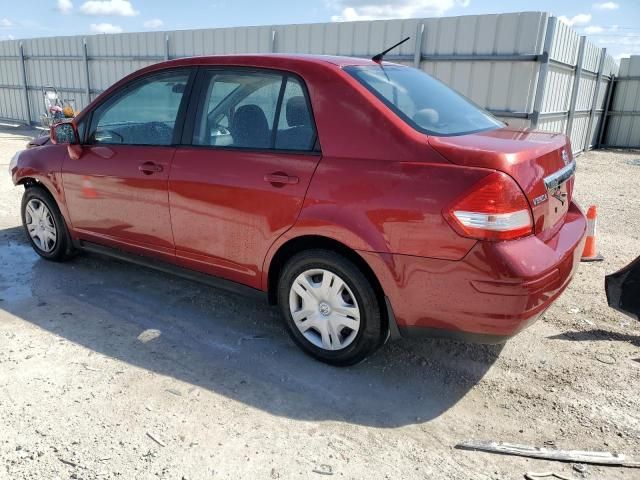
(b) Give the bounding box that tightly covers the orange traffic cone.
[81,176,98,199]
[581,205,603,262]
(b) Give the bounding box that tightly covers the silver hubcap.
[25,199,57,253]
[289,268,361,351]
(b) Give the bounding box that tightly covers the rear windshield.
[346,65,503,136]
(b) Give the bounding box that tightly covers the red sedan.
[9,54,586,365]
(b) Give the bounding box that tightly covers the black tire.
[21,186,76,262]
[278,249,384,366]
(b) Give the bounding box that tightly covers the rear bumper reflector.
[453,209,531,232]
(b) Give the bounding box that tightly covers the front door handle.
[139,162,163,174]
[264,173,299,185]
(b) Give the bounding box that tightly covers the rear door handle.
[138,162,163,174]
[264,173,299,185]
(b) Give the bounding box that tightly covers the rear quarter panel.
[290,156,488,260]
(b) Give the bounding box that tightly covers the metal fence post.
[583,48,606,152]
[164,33,170,61]
[597,75,616,148]
[270,29,276,53]
[566,36,586,139]
[531,15,556,128]
[413,23,424,68]
[83,38,91,104]
[18,42,32,125]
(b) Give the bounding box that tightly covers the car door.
[62,69,194,258]
[169,68,321,288]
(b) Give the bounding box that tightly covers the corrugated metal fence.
[0,11,626,153]
[602,56,640,148]
[538,19,619,152]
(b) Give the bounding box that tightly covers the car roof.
[157,53,386,69]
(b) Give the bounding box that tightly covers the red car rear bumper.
[361,201,587,342]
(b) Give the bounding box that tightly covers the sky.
[0,0,639,59]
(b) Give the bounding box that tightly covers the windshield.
[346,65,503,136]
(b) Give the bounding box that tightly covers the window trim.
[84,67,197,147]
[344,65,503,138]
[174,144,322,156]
[270,74,288,148]
[182,66,320,153]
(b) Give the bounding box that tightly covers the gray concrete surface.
[0,125,639,479]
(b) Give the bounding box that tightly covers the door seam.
[258,153,324,289]
[166,147,178,256]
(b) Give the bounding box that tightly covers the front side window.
[89,70,190,146]
[346,65,503,136]
[193,70,317,151]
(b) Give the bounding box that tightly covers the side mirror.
[51,122,83,160]
[51,122,78,145]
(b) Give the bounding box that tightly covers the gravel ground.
[0,125,638,480]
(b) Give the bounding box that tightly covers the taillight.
[444,171,533,241]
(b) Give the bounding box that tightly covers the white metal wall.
[0,11,619,152]
[603,56,640,148]
[536,18,618,153]
[0,41,27,122]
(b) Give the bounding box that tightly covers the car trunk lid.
[429,128,575,239]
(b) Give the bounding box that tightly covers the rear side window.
[192,69,317,151]
[346,65,503,136]
[275,78,316,151]
[89,70,190,146]
[193,70,281,149]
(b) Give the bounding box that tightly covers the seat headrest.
[234,104,268,125]
[286,96,311,128]
[231,104,270,148]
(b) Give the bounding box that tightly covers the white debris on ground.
[0,126,638,479]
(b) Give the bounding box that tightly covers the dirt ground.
[0,125,638,480]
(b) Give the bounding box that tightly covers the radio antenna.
[372,37,411,63]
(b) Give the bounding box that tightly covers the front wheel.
[278,249,384,366]
[21,187,75,262]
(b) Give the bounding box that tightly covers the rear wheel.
[21,187,75,262]
[278,249,384,366]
